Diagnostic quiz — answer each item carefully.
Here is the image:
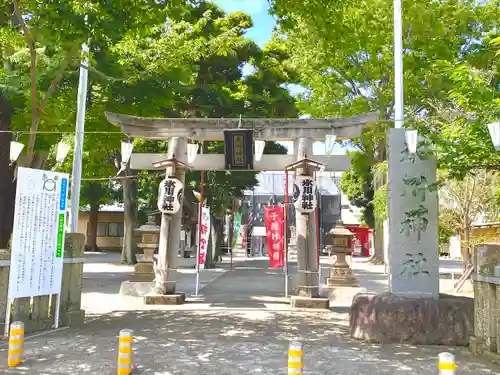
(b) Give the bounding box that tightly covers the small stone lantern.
[325,221,359,287]
[131,215,160,282]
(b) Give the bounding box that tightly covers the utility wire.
[0,130,124,134]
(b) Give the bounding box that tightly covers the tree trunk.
[121,164,138,265]
[0,92,14,248]
[371,218,385,264]
[206,215,222,268]
[85,203,100,252]
[462,225,472,270]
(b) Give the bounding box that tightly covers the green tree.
[439,172,500,269]
[269,0,500,262]
[96,2,296,264]
[0,0,195,248]
[339,150,374,227]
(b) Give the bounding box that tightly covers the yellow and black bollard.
[8,321,24,368]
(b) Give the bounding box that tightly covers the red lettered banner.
[198,207,211,269]
[264,206,285,268]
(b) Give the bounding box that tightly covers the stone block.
[134,262,154,274]
[120,281,154,297]
[130,273,155,282]
[290,296,330,310]
[59,233,86,328]
[387,128,439,298]
[322,286,366,303]
[470,336,486,356]
[61,309,86,327]
[144,293,185,305]
[0,249,10,322]
[64,233,85,258]
[350,292,473,345]
[326,274,360,287]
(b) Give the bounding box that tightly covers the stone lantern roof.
[328,221,354,237]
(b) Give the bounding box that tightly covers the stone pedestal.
[325,254,359,287]
[144,293,186,305]
[291,296,330,309]
[58,233,86,328]
[130,216,159,282]
[350,292,473,345]
[324,222,359,287]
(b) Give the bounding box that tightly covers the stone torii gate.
[105,111,378,306]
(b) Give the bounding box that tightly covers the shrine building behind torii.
[105,111,378,306]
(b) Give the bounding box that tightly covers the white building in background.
[240,171,362,255]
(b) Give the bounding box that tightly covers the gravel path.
[0,258,495,374]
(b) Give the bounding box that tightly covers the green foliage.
[438,208,460,246]
[339,151,374,227]
[271,0,500,246]
[1,1,297,218]
[414,54,500,178]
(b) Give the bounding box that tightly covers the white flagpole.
[69,43,89,232]
[394,0,404,128]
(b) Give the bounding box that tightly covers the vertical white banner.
[198,207,211,269]
[8,168,69,299]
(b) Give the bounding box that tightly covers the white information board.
[8,167,69,300]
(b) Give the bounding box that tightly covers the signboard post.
[5,168,69,335]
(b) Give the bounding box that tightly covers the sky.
[213,0,346,155]
[213,0,276,47]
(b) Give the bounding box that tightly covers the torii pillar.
[144,137,187,305]
[290,138,329,309]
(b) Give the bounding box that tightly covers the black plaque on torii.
[224,130,254,170]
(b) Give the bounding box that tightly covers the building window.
[95,222,124,237]
[108,222,124,237]
[97,223,107,237]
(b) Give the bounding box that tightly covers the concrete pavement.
[0,258,497,374]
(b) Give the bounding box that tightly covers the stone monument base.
[290,296,330,310]
[470,336,500,365]
[321,285,366,303]
[119,281,154,297]
[350,292,473,345]
[144,293,186,305]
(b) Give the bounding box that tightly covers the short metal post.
[117,329,133,375]
[8,321,24,367]
[438,352,456,375]
[288,341,303,374]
